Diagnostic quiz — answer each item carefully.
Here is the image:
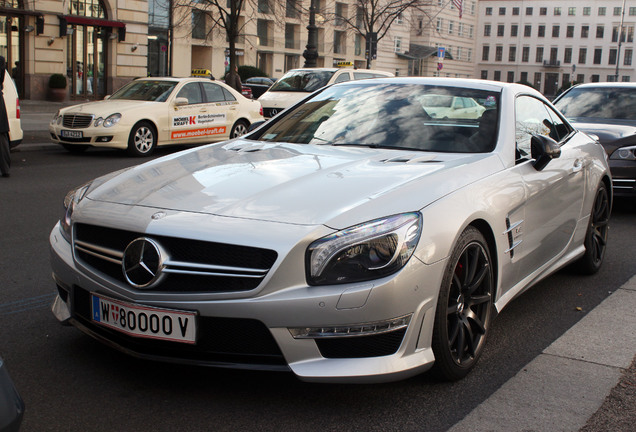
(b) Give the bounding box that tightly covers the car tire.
[431,226,494,381]
[230,120,249,139]
[127,121,157,157]
[61,144,89,153]
[572,182,610,275]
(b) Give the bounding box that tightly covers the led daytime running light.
[289,314,412,339]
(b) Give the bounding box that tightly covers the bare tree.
[332,0,433,68]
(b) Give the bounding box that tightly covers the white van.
[258,68,393,118]
[3,70,23,148]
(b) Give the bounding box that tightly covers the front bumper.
[49,124,130,150]
[609,159,636,197]
[49,219,444,383]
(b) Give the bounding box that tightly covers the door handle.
[572,159,583,173]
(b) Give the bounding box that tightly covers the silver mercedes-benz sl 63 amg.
[50,78,612,383]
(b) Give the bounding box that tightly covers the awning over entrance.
[397,44,454,61]
[58,15,126,41]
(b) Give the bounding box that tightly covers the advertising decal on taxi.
[172,113,226,127]
[171,126,226,139]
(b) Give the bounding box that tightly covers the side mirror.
[531,134,561,171]
[174,97,189,106]
[248,120,266,132]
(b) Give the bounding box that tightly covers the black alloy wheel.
[432,227,494,381]
[573,182,610,275]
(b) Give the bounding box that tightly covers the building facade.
[477,0,636,97]
[0,0,148,101]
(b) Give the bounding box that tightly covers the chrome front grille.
[62,114,94,129]
[73,223,278,293]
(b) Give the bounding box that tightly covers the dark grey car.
[554,83,636,198]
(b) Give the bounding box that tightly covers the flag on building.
[453,0,463,19]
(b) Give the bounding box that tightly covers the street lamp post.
[615,0,627,81]
[303,0,318,67]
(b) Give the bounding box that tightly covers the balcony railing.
[543,60,561,68]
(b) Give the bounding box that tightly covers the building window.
[631,7,636,16]
[449,21,454,34]
[591,74,600,82]
[593,48,602,64]
[536,46,544,62]
[482,45,490,61]
[511,25,518,37]
[520,71,528,82]
[598,7,606,16]
[257,19,272,46]
[563,73,570,86]
[526,7,533,16]
[625,49,633,66]
[524,25,531,37]
[258,0,271,14]
[566,26,574,38]
[522,46,530,62]
[583,7,591,16]
[596,26,604,38]
[495,45,503,61]
[579,48,587,64]
[484,24,490,37]
[335,3,347,26]
[577,74,584,83]
[608,48,617,65]
[192,10,206,40]
[485,7,492,16]
[394,36,402,53]
[456,47,462,61]
[614,7,622,16]
[622,76,630,82]
[334,30,346,54]
[285,23,299,49]
[469,25,474,38]
[509,46,516,61]
[481,70,488,80]
[437,18,443,33]
[467,48,472,61]
[507,71,514,83]
[458,22,464,37]
[497,24,504,36]
[581,26,589,38]
[512,7,519,16]
[499,7,506,16]
[534,72,542,88]
[286,0,300,19]
[554,7,561,16]
[549,47,558,64]
[564,48,572,63]
[538,25,545,37]
[540,7,547,16]
[494,70,501,81]
[568,7,576,16]
[552,25,560,37]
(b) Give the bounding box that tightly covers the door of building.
[67,25,106,99]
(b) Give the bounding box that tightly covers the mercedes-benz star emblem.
[271,109,278,116]
[122,237,165,288]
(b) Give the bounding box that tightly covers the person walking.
[0,56,11,178]
[225,65,242,93]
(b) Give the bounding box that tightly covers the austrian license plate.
[91,294,197,344]
[61,130,83,138]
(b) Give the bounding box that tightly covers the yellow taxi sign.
[336,61,354,68]
[191,68,212,77]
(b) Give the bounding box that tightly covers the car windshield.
[252,83,500,153]
[109,80,177,102]
[554,87,636,120]
[268,70,335,92]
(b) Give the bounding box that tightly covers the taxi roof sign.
[191,69,212,77]
[336,61,354,68]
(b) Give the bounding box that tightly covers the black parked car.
[554,82,636,198]
[244,77,276,99]
[0,356,24,432]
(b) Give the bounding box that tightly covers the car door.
[510,95,586,281]
[201,81,239,140]
[170,81,213,144]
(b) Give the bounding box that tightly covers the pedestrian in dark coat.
[0,56,10,177]
[225,66,243,93]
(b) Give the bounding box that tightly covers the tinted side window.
[334,72,351,83]
[202,82,226,102]
[544,105,572,141]
[177,83,204,104]
[222,88,237,101]
[515,96,554,161]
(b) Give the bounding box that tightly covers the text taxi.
[49,75,263,156]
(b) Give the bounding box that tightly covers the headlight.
[50,110,60,125]
[307,213,422,285]
[610,145,636,161]
[94,117,104,127]
[103,113,121,127]
[60,182,91,242]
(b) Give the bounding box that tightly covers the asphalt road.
[1,147,635,431]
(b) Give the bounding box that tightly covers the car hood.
[570,118,636,154]
[84,140,501,227]
[60,99,163,116]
